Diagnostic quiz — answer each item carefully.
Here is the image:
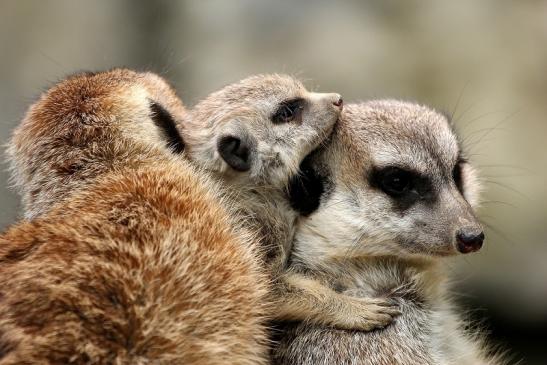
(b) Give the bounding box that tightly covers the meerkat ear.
[149,100,185,154]
[217,133,254,172]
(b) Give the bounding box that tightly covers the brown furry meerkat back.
[0,70,269,364]
[8,68,187,219]
[0,161,268,365]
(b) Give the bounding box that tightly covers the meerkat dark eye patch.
[272,98,305,124]
[218,135,252,172]
[452,157,467,193]
[149,101,185,154]
[370,166,434,210]
[372,167,413,197]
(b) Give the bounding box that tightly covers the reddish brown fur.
[1,70,268,364]
[8,69,187,219]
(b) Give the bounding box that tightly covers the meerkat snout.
[309,92,343,112]
[435,187,485,255]
[333,96,344,108]
[456,228,484,253]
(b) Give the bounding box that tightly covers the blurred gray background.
[1,1,546,363]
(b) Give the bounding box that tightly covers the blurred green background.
[1,1,546,363]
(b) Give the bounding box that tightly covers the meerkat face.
[183,74,343,187]
[290,100,484,264]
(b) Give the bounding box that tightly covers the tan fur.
[2,70,269,364]
[180,74,398,330]
[7,70,398,334]
[273,101,502,365]
[275,272,397,331]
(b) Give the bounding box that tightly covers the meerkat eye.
[272,98,305,124]
[374,167,413,197]
[452,158,466,193]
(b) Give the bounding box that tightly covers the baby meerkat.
[273,101,500,365]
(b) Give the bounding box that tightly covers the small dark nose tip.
[333,97,343,109]
[456,229,484,254]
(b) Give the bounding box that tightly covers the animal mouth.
[400,238,459,257]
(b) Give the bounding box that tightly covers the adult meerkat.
[273,100,500,365]
[0,74,267,364]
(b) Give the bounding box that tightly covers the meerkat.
[273,100,501,365]
[7,70,399,332]
[0,73,268,364]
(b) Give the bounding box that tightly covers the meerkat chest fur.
[275,258,453,365]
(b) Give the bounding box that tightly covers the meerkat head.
[8,69,189,218]
[182,74,343,187]
[290,100,484,265]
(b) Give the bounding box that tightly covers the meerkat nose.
[333,96,344,109]
[456,229,484,254]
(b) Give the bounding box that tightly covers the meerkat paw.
[331,296,401,331]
